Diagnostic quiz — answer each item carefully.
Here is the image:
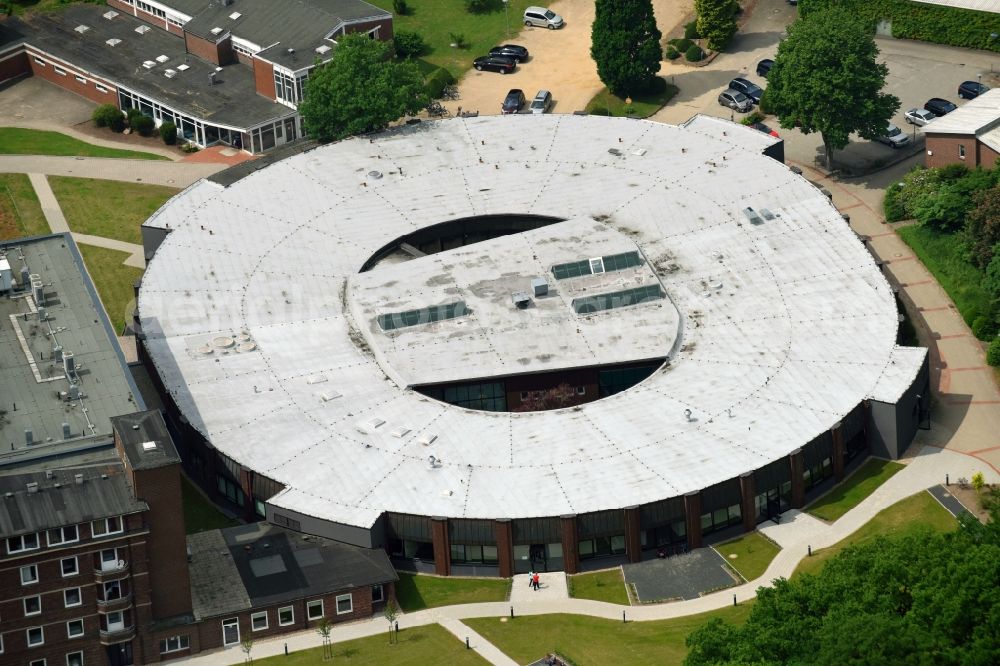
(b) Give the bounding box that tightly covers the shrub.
[988,336,1000,367]
[741,110,765,126]
[92,104,124,131]
[159,122,177,145]
[394,31,427,59]
[684,21,700,40]
[464,0,499,14]
[669,37,693,52]
[448,32,468,49]
[393,0,409,16]
[685,44,704,62]
[423,66,455,99]
[665,46,680,60]
[972,471,985,492]
[130,114,155,136]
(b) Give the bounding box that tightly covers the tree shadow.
[724,29,785,54]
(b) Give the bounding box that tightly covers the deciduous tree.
[591,0,662,98]
[694,0,738,52]
[299,34,428,143]
[762,7,898,168]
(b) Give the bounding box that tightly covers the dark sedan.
[958,80,990,99]
[473,55,516,74]
[924,97,958,117]
[729,77,763,104]
[489,44,529,63]
[756,58,774,78]
[502,89,526,115]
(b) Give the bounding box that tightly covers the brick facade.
[252,57,276,101]
[184,32,235,67]
[24,47,119,107]
[925,133,979,168]
[0,48,29,84]
[106,0,185,36]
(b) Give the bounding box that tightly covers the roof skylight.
[378,301,469,331]
[552,251,643,280]
[572,284,664,315]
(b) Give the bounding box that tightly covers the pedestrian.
[527,570,534,588]
[532,572,540,591]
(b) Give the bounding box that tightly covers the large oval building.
[137,115,927,575]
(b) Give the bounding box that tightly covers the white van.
[523,6,564,29]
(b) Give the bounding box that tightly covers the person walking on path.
[532,572,540,591]
[527,570,534,588]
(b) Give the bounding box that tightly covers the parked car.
[502,89,526,115]
[904,108,936,126]
[473,55,516,74]
[529,89,553,114]
[489,44,529,63]
[756,59,774,78]
[958,80,990,99]
[924,98,957,116]
[876,123,911,148]
[750,122,779,138]
[718,89,752,113]
[728,77,764,104]
[524,6,564,29]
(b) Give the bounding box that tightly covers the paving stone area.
[623,549,739,603]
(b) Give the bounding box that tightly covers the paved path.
[441,619,519,666]
[927,484,973,519]
[72,233,145,268]
[510,572,568,604]
[0,154,222,187]
[173,444,998,666]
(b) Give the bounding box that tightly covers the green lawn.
[396,572,511,612]
[252,623,488,666]
[181,476,240,534]
[713,531,781,582]
[369,0,536,79]
[807,458,905,522]
[794,490,958,578]
[0,173,49,239]
[0,128,167,160]
[897,224,992,338]
[467,605,753,665]
[584,78,679,118]
[76,244,142,334]
[48,176,179,245]
[567,569,630,605]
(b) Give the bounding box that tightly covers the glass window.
[65,587,82,607]
[9,533,40,554]
[66,653,83,666]
[336,593,353,615]
[30,660,45,666]
[21,564,39,584]
[92,516,122,537]
[27,626,44,646]
[61,556,79,577]
[67,619,84,638]
[278,606,294,626]
[24,595,41,615]
[222,618,239,646]
[307,599,324,620]
[160,635,190,653]
[372,584,384,602]
[251,611,268,631]
[48,524,78,546]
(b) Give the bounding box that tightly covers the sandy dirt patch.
[447,0,692,116]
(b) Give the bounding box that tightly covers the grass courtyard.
[0,128,167,161]
[466,605,753,665]
[807,458,904,522]
[713,531,781,582]
[585,78,679,118]
[794,490,958,578]
[395,572,511,612]
[252,623,487,666]
[181,476,240,535]
[76,244,142,334]
[48,176,179,245]
[567,568,630,605]
[0,173,48,240]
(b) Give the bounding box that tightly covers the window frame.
[159,635,190,654]
[277,605,294,626]
[21,563,39,585]
[64,587,82,607]
[27,625,45,647]
[9,532,40,554]
[251,611,268,631]
[95,84,108,93]
[221,617,240,647]
[306,599,324,621]
[91,516,123,537]
[24,594,42,616]
[47,525,80,547]
[372,584,384,603]
[30,660,46,666]
[959,144,966,159]
[53,65,67,76]
[61,555,80,577]
[335,593,353,615]
[66,652,83,666]
[67,618,85,638]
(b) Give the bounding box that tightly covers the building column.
[240,468,257,522]
[494,519,514,578]
[862,400,872,448]
[789,449,805,509]
[831,421,845,482]
[683,491,702,550]
[431,517,450,577]
[560,515,579,574]
[739,472,756,533]
[624,506,642,563]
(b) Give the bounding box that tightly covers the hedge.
[424,67,455,99]
[685,44,704,62]
[801,0,1000,52]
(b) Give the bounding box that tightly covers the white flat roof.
[911,0,1000,14]
[922,88,1000,134]
[139,115,921,528]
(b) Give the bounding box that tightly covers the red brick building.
[923,88,1000,168]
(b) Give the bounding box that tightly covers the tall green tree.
[590,0,663,98]
[299,34,428,143]
[695,0,738,52]
[761,7,899,169]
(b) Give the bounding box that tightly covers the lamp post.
[503,0,510,39]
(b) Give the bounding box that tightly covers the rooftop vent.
[211,27,224,35]
[229,12,242,20]
[74,474,84,485]
[177,64,190,72]
[141,441,157,452]
[142,60,156,69]
[742,207,764,225]
[155,54,169,63]
[27,482,39,494]
[355,418,386,434]
[390,426,411,438]
[208,71,217,85]
[531,277,549,297]
[62,423,71,439]
[418,433,437,446]
[287,48,296,55]
[106,38,121,47]
[164,69,177,79]
[315,45,332,55]
[63,351,75,377]
[512,292,531,309]
[74,25,90,34]
[759,208,776,220]
[103,10,119,20]
[45,470,53,480]
[319,391,341,402]
[135,25,150,35]
[25,428,33,445]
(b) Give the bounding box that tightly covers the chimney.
[74,474,84,485]
[26,482,39,494]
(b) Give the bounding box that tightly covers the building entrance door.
[107,641,133,666]
[529,544,547,572]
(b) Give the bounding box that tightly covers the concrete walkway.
[440,619,520,666]
[72,233,145,268]
[173,444,998,666]
[510,572,569,604]
[0,154,223,187]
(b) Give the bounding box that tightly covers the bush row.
[92,103,179,145]
[665,38,705,62]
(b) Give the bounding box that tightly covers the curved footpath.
[175,444,998,666]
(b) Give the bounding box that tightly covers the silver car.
[530,90,553,114]
[718,89,752,113]
[904,108,936,127]
[876,123,911,148]
[523,6,564,29]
